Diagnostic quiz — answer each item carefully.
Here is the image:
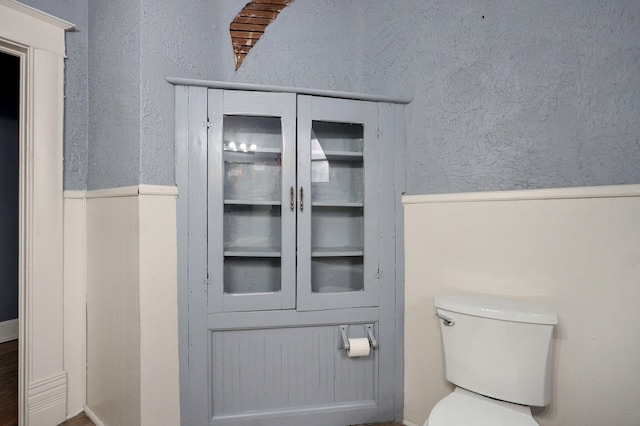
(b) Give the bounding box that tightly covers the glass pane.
[311,206,363,251]
[224,205,281,251]
[311,257,364,293]
[224,115,282,152]
[311,161,363,204]
[312,121,363,152]
[309,120,365,294]
[224,116,282,202]
[224,258,281,294]
[310,121,364,204]
[224,158,282,202]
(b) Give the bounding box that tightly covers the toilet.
[426,294,558,426]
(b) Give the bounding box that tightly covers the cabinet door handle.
[289,186,294,211]
[299,187,304,212]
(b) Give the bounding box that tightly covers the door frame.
[0,1,73,424]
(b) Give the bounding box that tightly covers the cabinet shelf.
[311,201,364,208]
[312,150,363,161]
[223,148,281,162]
[311,247,364,257]
[224,199,281,206]
[224,146,281,154]
[224,246,282,257]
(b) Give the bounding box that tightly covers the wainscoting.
[403,184,640,426]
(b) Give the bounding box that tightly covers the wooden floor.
[59,413,94,426]
[1,340,403,426]
[0,340,17,426]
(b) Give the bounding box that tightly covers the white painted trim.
[1,4,69,424]
[63,197,87,417]
[27,372,67,425]
[85,185,140,198]
[63,190,87,199]
[139,184,179,196]
[85,184,178,199]
[166,77,413,104]
[84,406,106,426]
[65,408,84,421]
[0,0,73,30]
[402,184,640,204]
[0,318,19,343]
[0,1,73,57]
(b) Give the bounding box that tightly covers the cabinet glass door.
[309,122,365,293]
[209,90,297,312]
[297,96,379,311]
[223,115,283,294]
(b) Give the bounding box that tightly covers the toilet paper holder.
[339,324,378,350]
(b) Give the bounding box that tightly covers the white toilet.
[426,294,558,426]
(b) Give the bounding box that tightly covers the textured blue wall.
[132,0,640,194]
[19,1,640,194]
[87,0,141,189]
[364,1,640,194]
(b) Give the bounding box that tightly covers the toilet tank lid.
[434,294,558,325]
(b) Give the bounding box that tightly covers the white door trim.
[0,2,73,425]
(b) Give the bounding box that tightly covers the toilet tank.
[435,294,558,407]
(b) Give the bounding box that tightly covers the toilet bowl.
[426,387,538,426]
[426,294,558,426]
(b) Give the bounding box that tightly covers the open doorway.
[0,50,20,426]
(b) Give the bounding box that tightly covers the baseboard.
[27,371,67,426]
[84,406,106,426]
[0,318,18,343]
[403,420,421,426]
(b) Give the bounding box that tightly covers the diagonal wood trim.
[230,0,294,70]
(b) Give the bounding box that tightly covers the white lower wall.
[63,193,86,417]
[403,184,640,426]
[83,185,179,426]
[138,190,180,425]
[86,191,141,426]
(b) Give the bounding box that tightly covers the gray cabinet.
[175,81,407,426]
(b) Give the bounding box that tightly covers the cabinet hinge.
[203,119,213,129]
[376,127,383,138]
[375,268,383,279]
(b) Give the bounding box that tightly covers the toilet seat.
[426,387,539,426]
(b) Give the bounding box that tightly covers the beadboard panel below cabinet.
[210,324,377,423]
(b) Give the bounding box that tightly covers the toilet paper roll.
[347,338,371,358]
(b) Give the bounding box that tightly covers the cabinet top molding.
[166,77,413,104]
